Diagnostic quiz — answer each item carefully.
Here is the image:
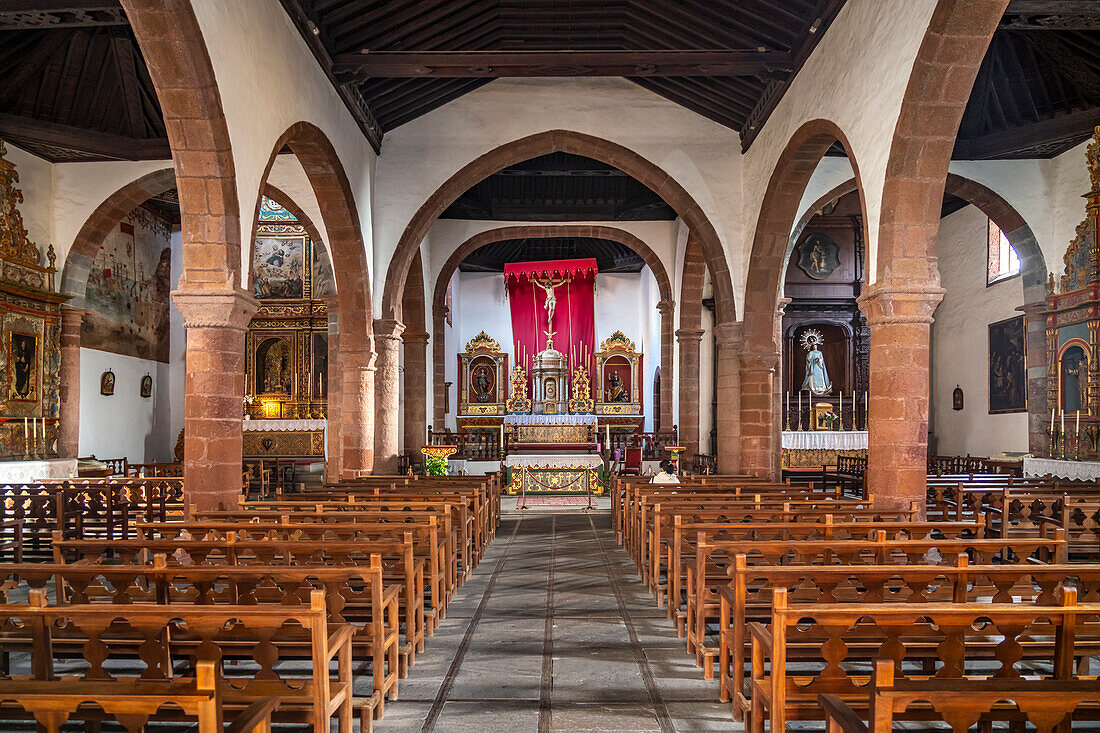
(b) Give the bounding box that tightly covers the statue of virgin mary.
[799,330,832,396]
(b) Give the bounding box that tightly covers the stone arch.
[740,119,870,478]
[428,225,676,429]
[251,121,375,476]
[61,168,176,305]
[261,183,336,297]
[382,130,732,322]
[865,0,1012,509]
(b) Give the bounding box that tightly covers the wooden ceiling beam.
[0,111,169,159]
[1003,0,1100,28]
[0,1,126,29]
[333,49,792,79]
[954,106,1100,158]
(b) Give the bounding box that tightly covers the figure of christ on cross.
[536,275,569,332]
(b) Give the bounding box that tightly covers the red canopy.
[503,258,598,281]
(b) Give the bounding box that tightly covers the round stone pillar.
[859,282,944,513]
[172,288,258,511]
[322,297,342,479]
[373,318,405,474]
[738,347,780,479]
[713,321,742,475]
[676,327,705,460]
[402,330,430,458]
[58,305,86,459]
[656,298,676,435]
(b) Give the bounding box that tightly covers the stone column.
[713,321,742,475]
[58,305,86,459]
[738,346,780,479]
[403,330,430,458]
[676,327,705,459]
[340,343,375,477]
[373,318,405,474]
[322,297,342,479]
[859,282,944,513]
[432,308,447,428]
[656,298,676,435]
[1018,301,1049,457]
[172,288,259,512]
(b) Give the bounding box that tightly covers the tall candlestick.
[41,417,45,439]
[1077,409,1081,435]
[797,390,802,430]
[785,391,790,425]
[1061,410,1065,437]
[23,418,27,442]
[838,392,843,429]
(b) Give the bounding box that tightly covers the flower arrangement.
[424,454,450,477]
[819,411,840,430]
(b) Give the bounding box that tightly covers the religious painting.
[988,315,1026,414]
[82,217,172,362]
[140,374,153,398]
[255,336,294,394]
[7,331,37,403]
[253,229,307,300]
[795,233,841,280]
[100,369,115,396]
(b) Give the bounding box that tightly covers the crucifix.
[536,275,568,332]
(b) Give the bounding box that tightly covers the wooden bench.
[717,558,1100,717]
[0,588,358,733]
[747,588,1099,733]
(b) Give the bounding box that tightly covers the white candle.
[23,418,27,441]
[839,392,843,428]
[1077,410,1081,435]
[40,418,45,439]
[1061,410,1065,436]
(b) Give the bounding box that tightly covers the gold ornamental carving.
[0,140,43,268]
[599,330,636,353]
[506,364,532,413]
[465,330,501,353]
[568,365,594,413]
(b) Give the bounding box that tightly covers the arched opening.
[249,122,374,478]
[741,120,869,479]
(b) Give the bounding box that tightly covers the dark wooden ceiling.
[0,1,1096,164]
[440,152,676,221]
[459,236,646,273]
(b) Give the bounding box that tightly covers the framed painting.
[7,331,38,403]
[988,315,1026,414]
[252,228,310,300]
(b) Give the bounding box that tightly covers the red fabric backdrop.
[504,259,597,386]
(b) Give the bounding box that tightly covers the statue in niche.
[473,364,493,403]
[1062,346,1088,412]
[799,329,832,396]
[607,372,629,403]
[544,378,557,401]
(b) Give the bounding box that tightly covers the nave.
[375,513,735,733]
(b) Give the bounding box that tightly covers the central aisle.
[373,513,738,732]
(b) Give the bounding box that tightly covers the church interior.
[0,0,1099,730]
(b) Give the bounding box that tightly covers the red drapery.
[504,258,597,384]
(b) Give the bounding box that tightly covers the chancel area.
[0,0,1099,731]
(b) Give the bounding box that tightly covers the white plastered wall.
[371,77,742,315]
[930,205,1028,456]
[190,0,376,288]
[741,0,940,302]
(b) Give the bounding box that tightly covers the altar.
[503,452,605,495]
[781,430,867,468]
[0,458,78,483]
[242,418,326,458]
[1023,457,1100,481]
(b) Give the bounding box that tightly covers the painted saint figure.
[801,344,832,396]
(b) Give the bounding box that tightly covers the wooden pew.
[0,589,358,733]
[6,560,403,717]
[819,661,1100,733]
[717,559,1100,717]
[747,588,1099,733]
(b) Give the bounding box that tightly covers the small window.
[987,218,1020,286]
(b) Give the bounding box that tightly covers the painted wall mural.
[82,215,172,363]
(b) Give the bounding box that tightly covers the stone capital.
[59,305,88,334]
[373,318,406,342]
[857,280,944,327]
[739,349,780,372]
[656,298,676,316]
[776,296,793,318]
[712,321,742,349]
[1016,300,1048,320]
[675,328,706,344]
[403,330,431,347]
[172,287,259,330]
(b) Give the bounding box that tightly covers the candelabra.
[1048,420,1061,460]
[784,403,792,431]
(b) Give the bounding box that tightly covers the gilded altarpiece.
[1045,127,1100,459]
[0,141,65,458]
[594,331,643,431]
[457,331,508,430]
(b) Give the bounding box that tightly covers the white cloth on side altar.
[0,458,78,482]
[504,414,597,426]
[1023,457,1100,480]
[781,431,867,451]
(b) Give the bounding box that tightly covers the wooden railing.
[690,453,717,475]
[427,427,502,461]
[609,428,679,461]
[78,456,129,476]
[927,454,1002,475]
[128,461,182,477]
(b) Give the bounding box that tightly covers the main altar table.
[242,418,326,458]
[503,452,605,495]
[504,414,597,451]
[781,430,867,468]
[1023,457,1100,480]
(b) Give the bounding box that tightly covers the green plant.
[424,454,449,477]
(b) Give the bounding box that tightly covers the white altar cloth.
[0,458,78,483]
[781,431,868,451]
[505,453,603,469]
[243,419,327,432]
[1023,457,1100,480]
[504,414,597,426]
